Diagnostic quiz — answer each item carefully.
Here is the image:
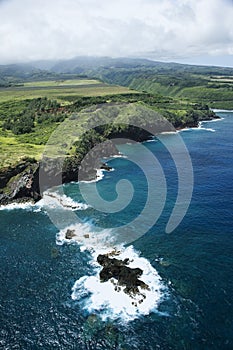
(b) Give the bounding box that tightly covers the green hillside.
[93,68,233,109]
[0,58,232,169]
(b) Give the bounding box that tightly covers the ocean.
[0,111,232,349]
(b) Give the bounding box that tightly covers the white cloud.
[0,0,232,64]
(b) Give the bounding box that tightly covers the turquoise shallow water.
[0,112,233,349]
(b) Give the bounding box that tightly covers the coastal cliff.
[0,111,219,206]
[0,139,118,205]
[0,159,41,205]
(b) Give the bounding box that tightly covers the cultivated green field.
[23,79,100,87]
[0,79,135,103]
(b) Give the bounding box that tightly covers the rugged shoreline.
[0,138,118,205]
[0,114,220,206]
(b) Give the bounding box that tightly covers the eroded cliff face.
[0,139,119,205]
[0,111,218,206]
[0,160,41,205]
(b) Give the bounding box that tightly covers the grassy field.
[0,133,45,168]
[0,79,135,103]
[0,118,56,167]
[23,79,101,87]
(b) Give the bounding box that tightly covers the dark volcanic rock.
[78,140,118,181]
[97,254,150,297]
[0,160,41,205]
[0,108,218,205]
[0,139,118,205]
[65,229,76,239]
[100,162,112,171]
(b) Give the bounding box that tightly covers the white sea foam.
[109,153,127,158]
[179,125,216,133]
[56,222,114,250]
[178,127,194,133]
[79,169,105,184]
[0,201,36,211]
[212,109,233,113]
[80,166,116,184]
[198,121,217,132]
[0,191,89,213]
[200,117,224,123]
[102,152,127,160]
[0,201,44,212]
[160,131,177,135]
[43,191,90,211]
[198,127,216,132]
[57,222,167,322]
[144,138,158,143]
[71,245,167,322]
[96,169,105,181]
[177,117,226,134]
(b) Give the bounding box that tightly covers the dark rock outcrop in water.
[97,254,150,297]
[65,229,76,239]
[100,162,112,171]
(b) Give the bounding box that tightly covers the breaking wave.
[0,201,42,212]
[42,191,90,211]
[57,222,168,322]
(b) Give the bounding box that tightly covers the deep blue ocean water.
[0,112,233,349]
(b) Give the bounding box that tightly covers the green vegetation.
[1,97,62,135]
[0,62,229,169]
[63,59,231,109]
[0,78,136,167]
[94,70,233,109]
[1,59,231,204]
[23,79,101,87]
[0,134,44,168]
[0,83,133,103]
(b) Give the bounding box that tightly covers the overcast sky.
[0,0,233,66]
